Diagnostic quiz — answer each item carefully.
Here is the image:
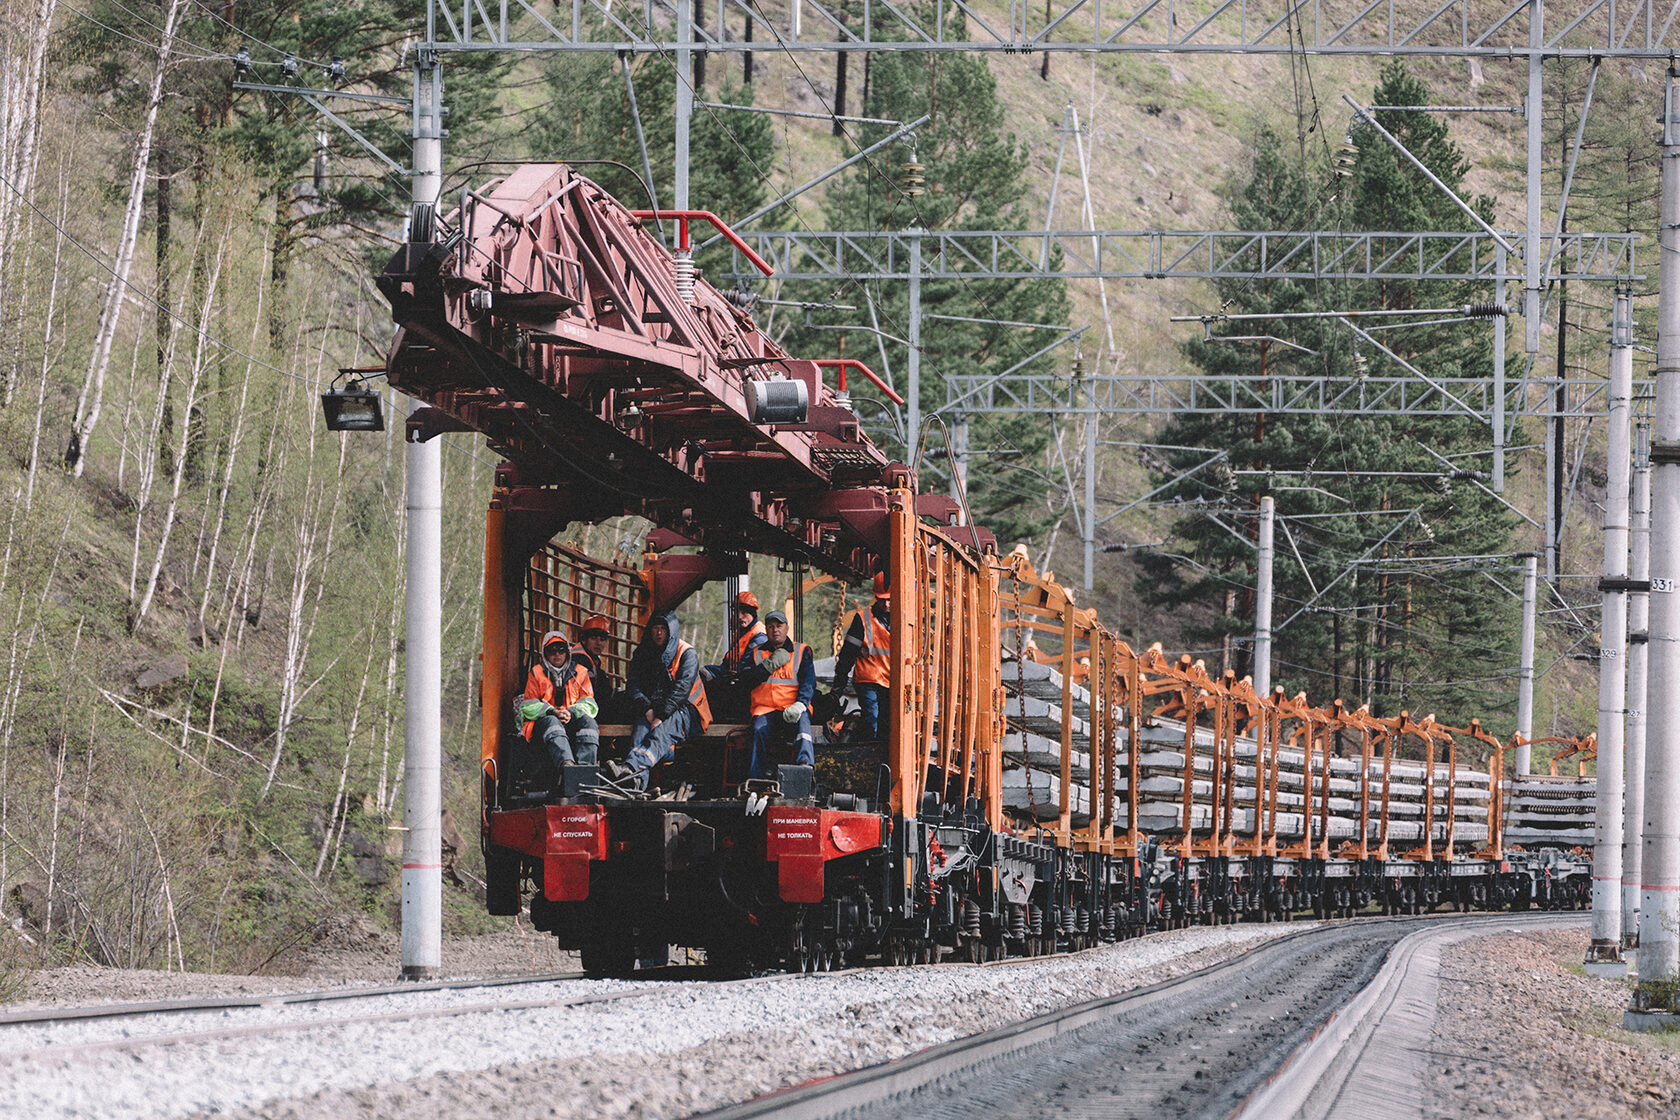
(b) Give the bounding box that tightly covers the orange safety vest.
[726,620,767,671]
[751,641,810,717]
[853,608,891,688]
[671,639,713,730]
[521,660,593,740]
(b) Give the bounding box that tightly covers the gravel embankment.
[4,924,1294,1120]
[1426,927,1680,1119]
[12,920,1679,1120]
[15,919,577,1009]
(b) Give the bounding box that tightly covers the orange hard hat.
[580,615,611,637]
[873,572,890,599]
[735,591,760,611]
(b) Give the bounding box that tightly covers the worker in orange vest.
[832,572,891,740]
[620,611,712,789]
[515,631,599,779]
[702,591,768,718]
[741,609,815,779]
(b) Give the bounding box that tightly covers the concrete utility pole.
[907,228,923,458]
[675,2,691,214]
[1082,391,1096,591]
[1625,423,1651,948]
[1254,496,1275,698]
[400,51,445,982]
[1516,554,1538,775]
[1588,288,1633,969]
[1633,71,1680,1019]
[950,413,968,518]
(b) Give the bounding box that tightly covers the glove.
[781,701,807,724]
[765,649,792,671]
[516,698,551,723]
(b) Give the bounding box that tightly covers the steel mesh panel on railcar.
[524,542,645,685]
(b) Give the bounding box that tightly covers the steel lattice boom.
[377,164,972,581]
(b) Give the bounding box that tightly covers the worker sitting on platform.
[701,591,768,718]
[515,631,599,784]
[741,609,815,779]
[831,572,892,741]
[620,610,712,789]
[575,614,621,722]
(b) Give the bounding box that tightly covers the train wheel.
[581,936,636,978]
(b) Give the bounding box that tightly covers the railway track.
[695,912,1586,1120]
[0,964,774,1064]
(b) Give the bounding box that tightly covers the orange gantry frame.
[886,486,1007,828]
[968,548,1597,866]
[480,480,1596,866]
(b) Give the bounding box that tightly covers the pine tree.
[776,16,1072,545]
[1139,63,1522,733]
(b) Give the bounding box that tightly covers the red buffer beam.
[377,163,903,578]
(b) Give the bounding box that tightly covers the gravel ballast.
[8,920,1677,1120]
[5,924,1291,1120]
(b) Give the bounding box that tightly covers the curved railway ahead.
[697,912,1586,1120]
[1,912,1585,1120]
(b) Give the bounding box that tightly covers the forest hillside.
[0,0,1653,979]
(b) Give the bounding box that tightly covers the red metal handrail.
[812,358,907,406]
[628,209,776,276]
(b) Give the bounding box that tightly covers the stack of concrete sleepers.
[1500,773,1595,847]
[1116,727,1489,846]
[997,656,1491,846]
[1000,658,1094,825]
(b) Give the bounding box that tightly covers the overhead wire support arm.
[233,81,412,174]
[697,114,930,247]
[1366,104,1526,113]
[694,100,906,127]
[1334,316,1484,424]
[1342,94,1518,259]
[232,81,410,105]
[297,92,408,174]
[1094,450,1228,528]
[1274,510,1425,634]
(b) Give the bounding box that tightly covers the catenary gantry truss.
[422,0,1680,57]
[721,229,1640,284]
[944,370,1650,417]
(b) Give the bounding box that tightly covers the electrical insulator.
[902,161,926,198]
[1334,136,1357,178]
[1070,354,1085,380]
[328,57,346,84]
[281,54,299,79]
[1463,302,1507,319]
[233,47,251,75]
[313,129,328,194]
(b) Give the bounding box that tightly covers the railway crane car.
[374,163,1593,973]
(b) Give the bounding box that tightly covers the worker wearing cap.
[515,631,599,779]
[740,609,815,779]
[702,591,768,717]
[832,572,892,740]
[575,614,620,720]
